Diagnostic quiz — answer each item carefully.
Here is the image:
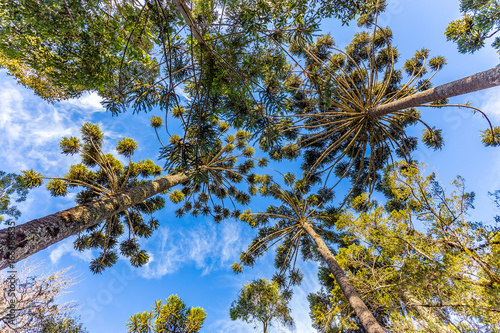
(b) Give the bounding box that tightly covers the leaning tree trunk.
[172,0,207,48]
[0,173,189,270]
[367,66,500,118]
[301,222,385,333]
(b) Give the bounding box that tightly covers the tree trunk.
[367,66,500,118]
[301,222,385,333]
[0,173,189,270]
[172,0,207,48]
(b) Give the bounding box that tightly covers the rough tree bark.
[0,173,189,270]
[367,66,500,118]
[301,221,386,333]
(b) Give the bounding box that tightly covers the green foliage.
[158,117,267,223]
[230,279,294,333]
[421,127,444,150]
[309,162,500,332]
[236,174,341,292]
[22,169,43,188]
[481,126,500,147]
[150,116,163,129]
[46,179,68,197]
[26,123,165,274]
[0,171,28,222]
[60,137,81,155]
[126,295,206,333]
[40,316,88,333]
[0,0,157,102]
[270,21,460,201]
[169,189,185,204]
[445,0,500,57]
[116,138,138,156]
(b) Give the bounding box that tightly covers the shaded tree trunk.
[301,222,385,333]
[172,0,206,47]
[0,173,189,270]
[367,66,500,118]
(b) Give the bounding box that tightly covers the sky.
[1,0,500,332]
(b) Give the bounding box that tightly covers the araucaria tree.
[230,278,294,333]
[0,116,267,271]
[18,122,167,273]
[126,295,206,333]
[234,173,386,333]
[266,10,500,200]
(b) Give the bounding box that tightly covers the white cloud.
[49,238,94,264]
[0,81,81,172]
[0,77,120,172]
[137,220,248,279]
[60,92,106,113]
[481,86,500,121]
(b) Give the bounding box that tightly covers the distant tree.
[309,162,500,332]
[0,171,28,223]
[39,316,88,333]
[445,0,500,58]
[230,278,294,333]
[0,260,85,332]
[234,173,385,333]
[126,295,206,333]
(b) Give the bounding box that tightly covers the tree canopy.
[309,163,500,332]
[446,0,500,58]
[1,0,500,332]
[126,295,206,333]
[230,278,294,333]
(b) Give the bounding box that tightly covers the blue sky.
[1,0,500,332]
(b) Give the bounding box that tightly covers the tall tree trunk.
[172,0,207,48]
[367,66,500,118]
[0,173,189,270]
[301,222,385,333]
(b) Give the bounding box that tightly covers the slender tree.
[230,278,294,333]
[126,295,206,333]
[234,173,385,333]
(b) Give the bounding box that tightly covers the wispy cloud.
[481,86,500,121]
[0,75,122,174]
[60,92,106,113]
[137,219,248,279]
[49,238,94,264]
